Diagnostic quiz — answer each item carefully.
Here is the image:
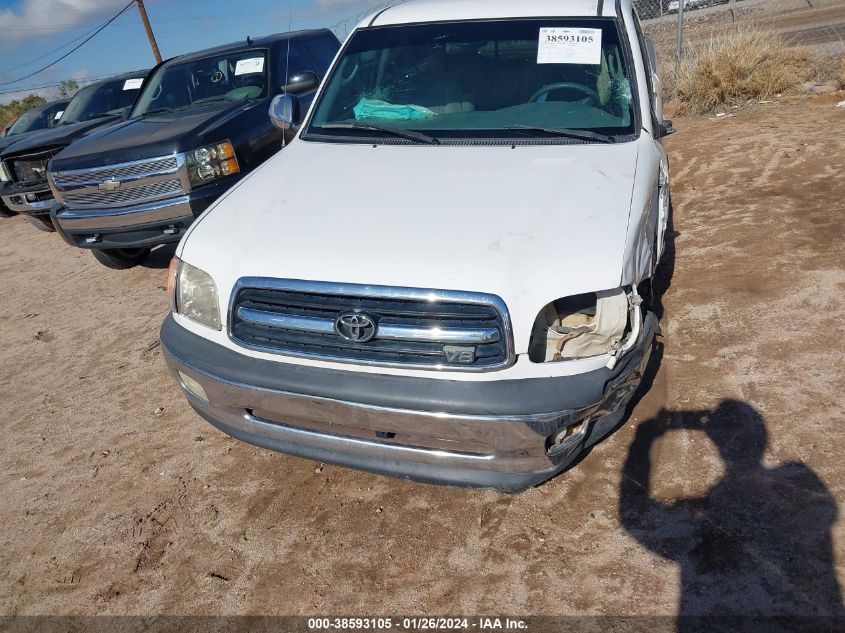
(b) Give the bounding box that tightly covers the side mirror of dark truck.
[269,94,300,130]
[282,71,319,95]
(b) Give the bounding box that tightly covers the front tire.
[90,247,151,270]
[0,202,16,218]
[25,214,56,232]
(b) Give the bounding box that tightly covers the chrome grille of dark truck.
[61,179,182,208]
[229,280,513,371]
[51,154,187,210]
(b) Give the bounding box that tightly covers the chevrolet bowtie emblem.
[98,177,121,192]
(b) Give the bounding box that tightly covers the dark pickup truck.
[0,71,148,231]
[0,99,70,218]
[48,29,339,269]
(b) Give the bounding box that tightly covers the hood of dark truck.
[0,116,121,160]
[0,129,42,155]
[50,100,266,171]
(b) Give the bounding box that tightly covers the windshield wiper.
[504,125,615,144]
[322,122,440,145]
[136,108,173,118]
[181,96,236,108]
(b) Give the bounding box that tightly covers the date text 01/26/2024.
[307,617,529,630]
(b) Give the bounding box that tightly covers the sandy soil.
[0,99,843,620]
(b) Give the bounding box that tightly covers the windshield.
[60,78,142,124]
[307,19,637,143]
[7,104,60,135]
[131,50,268,117]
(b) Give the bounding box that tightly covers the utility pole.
[675,0,685,68]
[135,0,162,64]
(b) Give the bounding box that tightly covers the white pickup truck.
[161,0,674,491]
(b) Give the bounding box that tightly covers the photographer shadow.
[619,400,844,629]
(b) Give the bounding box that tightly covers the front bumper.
[52,177,238,250]
[161,312,657,491]
[2,185,54,216]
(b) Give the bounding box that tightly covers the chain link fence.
[636,0,845,64]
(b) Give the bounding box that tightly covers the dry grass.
[672,29,821,113]
[840,57,845,86]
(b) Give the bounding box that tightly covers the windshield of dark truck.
[6,103,63,135]
[131,50,269,117]
[60,78,142,124]
[307,19,637,142]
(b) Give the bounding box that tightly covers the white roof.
[370,0,621,27]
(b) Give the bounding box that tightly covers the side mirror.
[282,71,319,95]
[269,94,300,130]
[658,119,676,138]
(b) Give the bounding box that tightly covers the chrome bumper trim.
[2,192,54,214]
[161,311,657,488]
[55,195,193,230]
[164,349,628,476]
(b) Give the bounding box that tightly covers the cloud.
[0,0,129,41]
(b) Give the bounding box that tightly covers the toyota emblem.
[334,312,377,343]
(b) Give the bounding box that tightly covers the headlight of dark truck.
[186,141,240,188]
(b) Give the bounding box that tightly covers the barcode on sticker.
[235,58,264,76]
[123,78,144,90]
[537,28,603,65]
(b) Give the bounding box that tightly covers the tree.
[0,94,47,129]
[57,79,79,99]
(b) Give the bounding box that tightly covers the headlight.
[528,288,631,363]
[169,258,221,330]
[186,141,240,188]
[0,161,11,182]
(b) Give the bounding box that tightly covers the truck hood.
[181,139,642,353]
[0,129,43,154]
[50,100,263,171]
[0,116,120,159]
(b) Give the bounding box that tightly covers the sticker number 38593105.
[537,28,603,65]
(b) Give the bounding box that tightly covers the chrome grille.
[51,154,187,210]
[61,179,183,208]
[52,157,178,187]
[229,279,513,371]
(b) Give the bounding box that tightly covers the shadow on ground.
[620,400,845,631]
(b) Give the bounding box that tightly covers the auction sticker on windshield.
[537,28,602,64]
[123,78,144,90]
[235,57,265,75]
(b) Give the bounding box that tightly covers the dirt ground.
[0,98,843,622]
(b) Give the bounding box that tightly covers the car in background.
[49,30,339,269]
[0,99,70,217]
[0,71,148,231]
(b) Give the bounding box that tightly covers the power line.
[0,25,102,76]
[0,0,137,88]
[0,74,117,98]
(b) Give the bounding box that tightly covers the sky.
[0,0,389,104]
